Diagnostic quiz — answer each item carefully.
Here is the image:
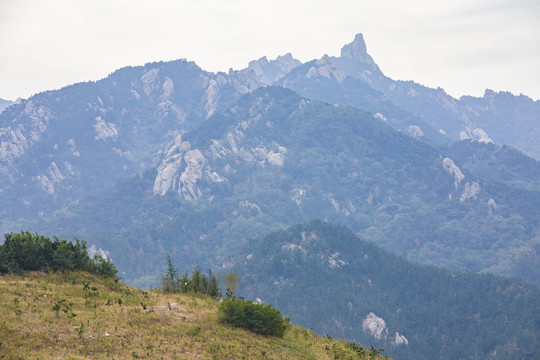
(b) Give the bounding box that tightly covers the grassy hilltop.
[0,271,388,359]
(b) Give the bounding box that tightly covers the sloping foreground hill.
[235,221,540,360]
[0,271,388,359]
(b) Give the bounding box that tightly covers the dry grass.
[0,271,387,359]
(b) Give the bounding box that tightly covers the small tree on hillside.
[224,272,239,298]
[180,270,190,293]
[161,255,180,293]
[190,263,202,293]
[206,268,220,298]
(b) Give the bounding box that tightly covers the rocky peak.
[332,33,382,81]
[0,98,14,114]
[340,33,368,60]
[275,53,300,69]
[226,68,261,94]
[248,53,302,85]
[306,55,346,84]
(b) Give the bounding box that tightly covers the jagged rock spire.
[341,33,368,60]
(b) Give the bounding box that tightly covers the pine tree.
[180,271,190,293]
[161,255,180,293]
[207,268,220,299]
[190,262,202,293]
[201,272,209,295]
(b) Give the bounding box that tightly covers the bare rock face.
[0,100,52,165]
[226,68,261,95]
[394,332,409,346]
[248,53,302,85]
[152,96,291,200]
[340,33,368,60]
[362,312,388,340]
[362,312,408,347]
[442,157,465,189]
[305,55,346,84]
[407,125,424,138]
[338,33,380,74]
[152,135,226,200]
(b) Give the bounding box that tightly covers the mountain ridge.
[1,34,539,287]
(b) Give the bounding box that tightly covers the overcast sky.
[1,0,539,101]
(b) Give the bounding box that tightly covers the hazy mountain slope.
[36,87,540,286]
[236,221,540,360]
[448,140,540,192]
[331,34,540,160]
[331,35,463,140]
[0,98,14,114]
[458,90,540,159]
[2,35,539,288]
[0,60,260,231]
[276,55,445,143]
[248,53,302,85]
[248,33,540,161]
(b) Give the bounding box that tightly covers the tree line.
[161,255,290,338]
[160,255,238,299]
[0,231,117,278]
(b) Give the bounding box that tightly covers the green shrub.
[218,297,289,337]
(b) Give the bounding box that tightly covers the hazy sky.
[1,0,539,101]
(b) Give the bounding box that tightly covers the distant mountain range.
[274,34,540,160]
[2,33,539,360]
[1,34,539,289]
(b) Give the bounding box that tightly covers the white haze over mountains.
[1,0,539,101]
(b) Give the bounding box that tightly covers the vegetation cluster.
[160,255,229,299]
[0,231,117,278]
[218,297,290,338]
[161,255,290,338]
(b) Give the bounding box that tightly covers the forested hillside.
[236,221,540,360]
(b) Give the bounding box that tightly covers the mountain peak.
[340,33,368,59]
[248,53,302,85]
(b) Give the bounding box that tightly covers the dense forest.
[236,220,540,360]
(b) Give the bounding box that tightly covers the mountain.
[275,55,445,143]
[1,34,539,288]
[250,34,540,160]
[457,90,540,159]
[235,221,540,360]
[248,53,302,85]
[0,270,387,359]
[448,140,540,192]
[0,60,260,231]
[329,34,540,160]
[26,86,539,287]
[0,98,14,114]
